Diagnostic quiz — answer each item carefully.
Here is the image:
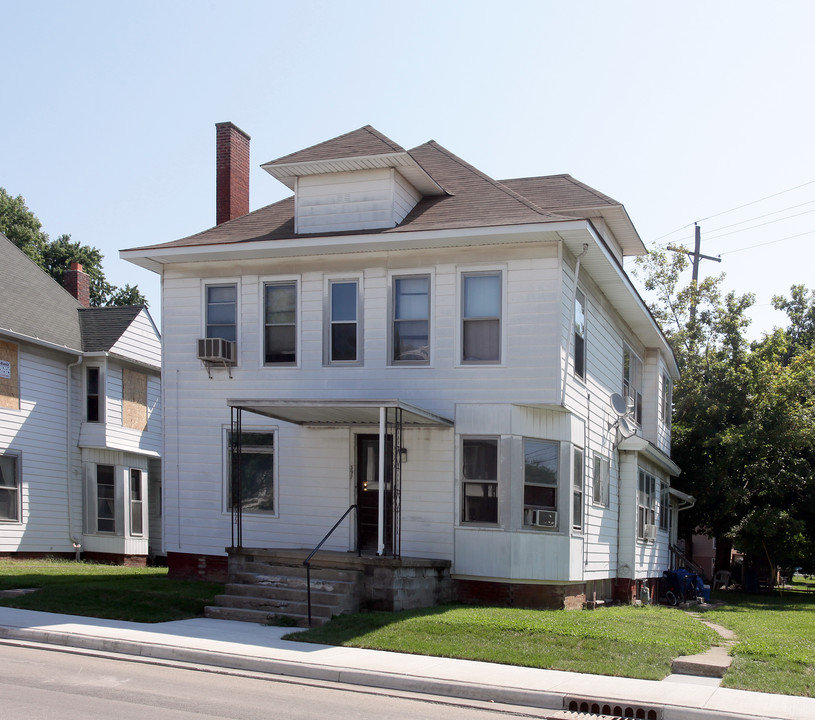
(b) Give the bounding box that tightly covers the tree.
[634,251,815,577]
[0,188,146,307]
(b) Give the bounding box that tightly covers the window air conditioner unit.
[643,524,657,541]
[530,509,557,528]
[196,338,236,364]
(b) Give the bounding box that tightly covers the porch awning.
[617,434,682,476]
[669,487,696,509]
[226,398,454,427]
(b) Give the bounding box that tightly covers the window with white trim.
[392,275,430,364]
[623,346,643,424]
[574,289,586,380]
[205,284,237,342]
[660,483,671,532]
[96,464,116,533]
[573,447,584,531]
[0,453,20,522]
[661,372,672,426]
[328,280,359,363]
[129,468,144,536]
[592,455,609,507]
[461,437,498,524]
[264,282,297,365]
[228,430,276,514]
[523,438,559,528]
[637,469,657,540]
[461,272,501,363]
[86,366,102,423]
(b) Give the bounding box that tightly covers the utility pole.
[667,223,722,324]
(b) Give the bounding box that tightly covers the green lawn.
[705,591,815,697]
[286,604,717,681]
[0,558,223,623]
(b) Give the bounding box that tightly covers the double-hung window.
[592,455,609,507]
[264,282,297,365]
[392,275,430,364]
[523,439,559,528]
[660,483,671,532]
[623,346,643,424]
[329,280,359,363]
[462,272,501,363]
[0,454,20,522]
[228,430,276,514]
[86,367,102,423]
[661,372,672,426]
[129,468,144,536]
[573,448,584,531]
[637,469,657,540]
[461,438,498,524]
[96,464,116,533]
[574,289,586,380]
[206,284,237,342]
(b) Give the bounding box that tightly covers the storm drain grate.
[560,696,663,720]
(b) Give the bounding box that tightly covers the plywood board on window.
[122,368,147,431]
[0,341,19,410]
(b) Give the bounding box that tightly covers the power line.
[718,229,815,256]
[705,207,815,243]
[704,198,815,236]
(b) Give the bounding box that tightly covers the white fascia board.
[121,220,589,269]
[0,328,83,357]
[618,435,681,476]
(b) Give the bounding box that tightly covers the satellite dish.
[618,415,637,438]
[610,393,628,417]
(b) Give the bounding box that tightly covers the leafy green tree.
[0,188,146,307]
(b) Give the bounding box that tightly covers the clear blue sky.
[4,1,814,339]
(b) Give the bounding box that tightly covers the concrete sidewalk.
[0,607,811,720]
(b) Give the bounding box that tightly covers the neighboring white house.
[0,234,162,562]
[122,124,684,606]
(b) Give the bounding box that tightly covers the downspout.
[561,243,589,406]
[66,354,83,559]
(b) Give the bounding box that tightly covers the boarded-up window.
[122,368,147,431]
[0,341,19,411]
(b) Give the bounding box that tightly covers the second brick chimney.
[216,122,251,225]
[64,262,91,307]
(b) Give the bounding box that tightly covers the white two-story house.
[0,234,162,562]
[122,124,684,608]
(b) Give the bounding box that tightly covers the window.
[523,439,559,528]
[86,367,101,423]
[264,282,297,365]
[392,275,430,363]
[574,289,586,380]
[462,272,501,363]
[206,284,237,341]
[573,448,584,531]
[96,464,116,533]
[0,454,20,522]
[122,368,147,431]
[228,431,276,514]
[129,468,144,536]
[623,347,643,424]
[660,483,671,532]
[592,455,609,507]
[329,280,359,363]
[461,438,498,524]
[661,373,672,426]
[637,469,657,540]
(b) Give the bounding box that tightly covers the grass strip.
[287,603,717,680]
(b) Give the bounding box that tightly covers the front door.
[356,434,393,554]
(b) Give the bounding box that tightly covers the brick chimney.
[64,262,91,308]
[216,122,250,225]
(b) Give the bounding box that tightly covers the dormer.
[261,126,445,235]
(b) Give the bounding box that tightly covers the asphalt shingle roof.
[78,306,143,352]
[0,233,83,350]
[265,125,405,166]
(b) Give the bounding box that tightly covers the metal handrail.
[303,504,359,626]
[670,543,706,576]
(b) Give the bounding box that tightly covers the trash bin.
[702,584,711,602]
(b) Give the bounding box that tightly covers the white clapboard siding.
[109,308,161,369]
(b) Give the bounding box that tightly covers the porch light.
[399,447,408,464]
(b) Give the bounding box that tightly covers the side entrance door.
[355,434,393,554]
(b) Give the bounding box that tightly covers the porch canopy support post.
[378,405,386,556]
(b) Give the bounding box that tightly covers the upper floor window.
[574,289,586,380]
[264,282,297,365]
[592,455,609,507]
[122,368,147,431]
[637,469,657,540]
[623,346,643,424]
[523,438,559,529]
[462,272,501,364]
[206,284,237,342]
[86,367,102,423]
[661,372,672,426]
[329,280,359,363]
[0,453,20,522]
[461,437,498,524]
[392,275,430,364]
